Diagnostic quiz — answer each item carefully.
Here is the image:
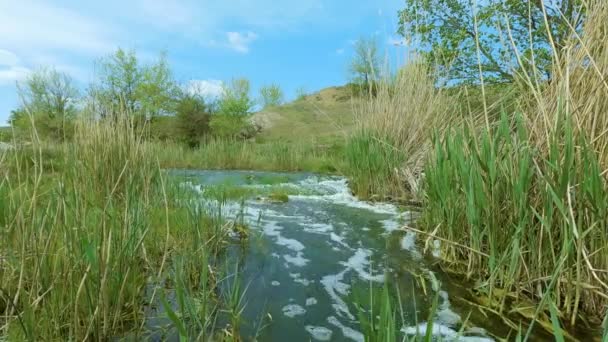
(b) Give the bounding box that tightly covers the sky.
[0,0,408,125]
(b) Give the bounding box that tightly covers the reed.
[151,138,341,174]
[421,0,608,331]
[345,60,454,200]
[0,115,231,340]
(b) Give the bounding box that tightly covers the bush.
[209,115,251,139]
[175,95,211,147]
[259,84,284,108]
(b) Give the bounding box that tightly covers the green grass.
[252,86,358,145]
[343,130,406,200]
[0,126,11,142]
[422,112,608,330]
[152,138,343,174]
[0,119,240,340]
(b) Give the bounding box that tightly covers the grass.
[0,117,242,340]
[252,86,358,145]
[343,60,454,200]
[151,138,343,174]
[416,0,608,335]
[334,1,608,338]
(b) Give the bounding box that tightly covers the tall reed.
[0,115,229,340]
[346,60,454,199]
[421,0,608,331]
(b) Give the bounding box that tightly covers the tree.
[19,67,79,119]
[175,93,210,148]
[137,52,179,117]
[349,37,380,88]
[217,78,254,116]
[90,48,178,120]
[398,0,586,84]
[13,68,79,140]
[259,84,284,108]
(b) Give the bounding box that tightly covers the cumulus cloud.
[186,79,224,99]
[226,31,259,53]
[0,49,30,85]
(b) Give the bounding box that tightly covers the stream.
[172,170,505,341]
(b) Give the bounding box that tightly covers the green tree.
[175,93,210,147]
[259,84,284,108]
[13,68,79,140]
[398,0,585,84]
[90,48,178,120]
[349,37,380,88]
[137,52,179,117]
[218,78,254,116]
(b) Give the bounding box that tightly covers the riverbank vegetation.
[348,0,608,338]
[2,0,608,340]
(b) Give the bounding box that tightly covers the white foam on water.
[305,297,318,306]
[291,178,398,215]
[341,248,384,282]
[271,281,281,286]
[261,220,309,267]
[303,222,334,234]
[290,273,313,286]
[327,316,364,342]
[284,252,309,267]
[381,219,401,232]
[271,252,281,259]
[401,232,417,251]
[320,270,354,320]
[435,290,462,327]
[330,233,351,249]
[305,326,333,341]
[276,236,305,252]
[282,304,306,318]
[401,323,494,342]
[321,248,386,321]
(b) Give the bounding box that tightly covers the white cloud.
[0,49,30,85]
[186,79,224,99]
[0,0,115,55]
[0,49,20,67]
[0,66,30,85]
[226,31,259,53]
[336,48,345,55]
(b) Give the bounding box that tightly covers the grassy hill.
[252,86,359,145]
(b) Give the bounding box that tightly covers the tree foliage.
[398,0,585,83]
[90,49,179,119]
[13,68,79,140]
[175,93,210,147]
[259,84,284,108]
[349,37,380,87]
[218,78,254,116]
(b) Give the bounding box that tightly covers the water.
[173,170,501,341]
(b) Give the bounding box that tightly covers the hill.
[251,86,359,144]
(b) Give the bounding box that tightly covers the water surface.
[176,170,499,341]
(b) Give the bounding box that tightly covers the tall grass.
[345,60,454,200]
[151,138,342,174]
[420,0,608,332]
[0,116,231,340]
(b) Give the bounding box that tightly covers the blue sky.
[0,0,408,125]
